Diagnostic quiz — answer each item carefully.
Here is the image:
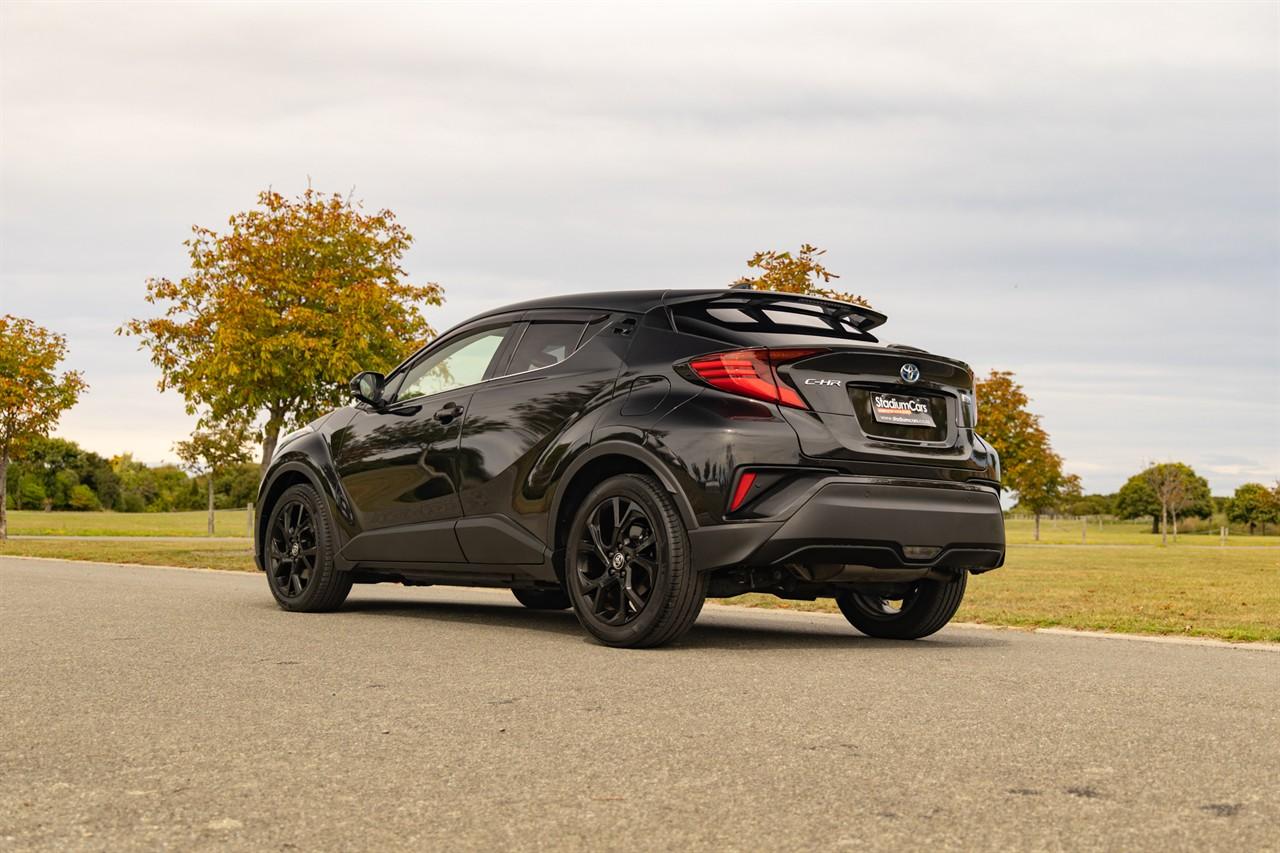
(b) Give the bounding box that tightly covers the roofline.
[460,288,887,331]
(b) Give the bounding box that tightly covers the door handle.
[433,403,464,423]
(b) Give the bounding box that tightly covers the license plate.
[870,392,936,427]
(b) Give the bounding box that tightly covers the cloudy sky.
[2,1,1277,495]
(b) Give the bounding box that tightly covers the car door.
[334,320,518,564]
[454,311,630,565]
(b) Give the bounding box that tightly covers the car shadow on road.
[333,596,1007,651]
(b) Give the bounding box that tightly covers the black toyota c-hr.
[255,289,1004,647]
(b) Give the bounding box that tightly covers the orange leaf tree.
[975,370,1078,540]
[731,244,870,307]
[0,315,88,539]
[120,188,444,470]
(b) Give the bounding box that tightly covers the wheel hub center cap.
[290,542,300,557]
[611,553,625,569]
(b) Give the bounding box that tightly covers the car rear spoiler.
[661,289,888,333]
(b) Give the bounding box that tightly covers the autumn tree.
[175,419,254,536]
[975,370,1076,540]
[121,188,444,471]
[0,315,88,539]
[1228,482,1279,535]
[732,244,870,306]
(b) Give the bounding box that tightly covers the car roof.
[471,289,720,317]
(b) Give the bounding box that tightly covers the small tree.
[732,244,870,306]
[121,187,444,472]
[1228,482,1279,535]
[0,316,88,539]
[974,370,1077,541]
[175,420,254,536]
[1143,463,1185,546]
[1138,462,1210,545]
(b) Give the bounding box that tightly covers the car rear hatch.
[776,347,981,468]
[665,291,983,472]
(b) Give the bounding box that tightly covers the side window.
[502,322,585,376]
[395,327,508,402]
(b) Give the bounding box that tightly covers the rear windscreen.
[671,299,880,344]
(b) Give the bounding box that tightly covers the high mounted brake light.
[686,348,825,409]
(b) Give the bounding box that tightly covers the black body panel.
[255,289,1004,592]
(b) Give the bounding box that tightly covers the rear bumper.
[688,477,1005,574]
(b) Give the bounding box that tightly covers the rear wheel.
[265,483,352,612]
[512,587,571,610]
[836,571,967,639]
[565,474,706,648]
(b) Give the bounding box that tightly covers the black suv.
[255,289,1004,647]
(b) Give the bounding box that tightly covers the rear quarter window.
[503,322,586,375]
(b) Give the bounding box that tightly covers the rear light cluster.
[685,348,824,409]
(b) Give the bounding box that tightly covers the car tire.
[511,587,572,610]
[564,474,706,648]
[264,483,352,612]
[836,571,968,640]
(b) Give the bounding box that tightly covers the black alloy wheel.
[269,499,318,599]
[577,495,659,626]
[565,474,706,648]
[264,483,352,612]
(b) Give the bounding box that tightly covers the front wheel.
[836,571,968,640]
[264,483,352,612]
[565,474,706,648]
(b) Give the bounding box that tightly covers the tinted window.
[396,327,507,401]
[503,322,584,375]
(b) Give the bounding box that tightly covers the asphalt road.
[2,557,1277,852]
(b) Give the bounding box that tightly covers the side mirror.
[349,371,386,408]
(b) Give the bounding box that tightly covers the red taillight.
[686,348,824,409]
[729,471,757,512]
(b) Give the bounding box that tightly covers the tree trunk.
[1034,512,1041,542]
[0,453,8,541]
[1249,522,1256,535]
[1150,515,1159,534]
[207,474,215,537]
[1160,502,1168,546]
[1172,509,1179,542]
[260,416,283,474]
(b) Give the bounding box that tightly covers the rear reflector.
[729,472,757,512]
[686,348,825,409]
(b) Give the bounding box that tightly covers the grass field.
[3,509,253,538]
[2,536,1276,643]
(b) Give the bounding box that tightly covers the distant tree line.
[1019,466,1279,537]
[3,435,260,514]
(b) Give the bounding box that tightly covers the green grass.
[720,545,1280,643]
[0,537,256,572]
[1004,516,1280,547]
[3,536,1276,643]
[3,509,252,537]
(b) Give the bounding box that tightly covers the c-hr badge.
[900,363,920,383]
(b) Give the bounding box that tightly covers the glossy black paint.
[256,289,1004,592]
